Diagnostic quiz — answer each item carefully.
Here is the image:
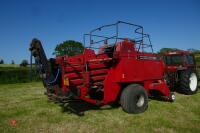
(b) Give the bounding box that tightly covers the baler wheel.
[179,70,198,95]
[120,84,148,114]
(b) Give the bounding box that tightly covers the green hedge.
[0,67,40,84]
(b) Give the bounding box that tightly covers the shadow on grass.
[57,84,200,116]
[60,97,173,116]
[150,84,200,102]
[60,101,119,116]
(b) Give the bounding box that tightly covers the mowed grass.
[0,82,200,133]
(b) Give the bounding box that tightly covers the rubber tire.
[179,70,198,95]
[120,84,148,114]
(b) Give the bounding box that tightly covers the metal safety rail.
[83,21,153,52]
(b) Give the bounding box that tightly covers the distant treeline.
[158,48,200,54]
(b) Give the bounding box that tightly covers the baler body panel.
[55,40,170,104]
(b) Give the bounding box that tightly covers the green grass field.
[0,53,199,132]
[0,82,200,133]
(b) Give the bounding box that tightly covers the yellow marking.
[64,77,69,86]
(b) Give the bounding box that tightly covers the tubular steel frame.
[83,21,153,52]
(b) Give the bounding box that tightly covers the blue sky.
[0,0,199,64]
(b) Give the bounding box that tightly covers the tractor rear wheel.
[120,84,148,114]
[179,70,198,95]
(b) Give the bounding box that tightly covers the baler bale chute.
[29,21,175,114]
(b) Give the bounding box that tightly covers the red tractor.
[30,21,174,114]
[163,50,199,94]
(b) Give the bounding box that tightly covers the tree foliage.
[157,48,181,54]
[188,48,200,54]
[11,60,15,64]
[0,59,4,64]
[54,40,84,56]
[158,48,200,55]
[20,60,28,67]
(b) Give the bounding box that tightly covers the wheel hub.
[189,73,197,91]
[171,93,175,101]
[136,95,145,107]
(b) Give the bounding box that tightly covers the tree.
[54,40,84,56]
[20,60,28,67]
[0,59,4,64]
[158,48,180,54]
[11,60,15,64]
[187,48,200,54]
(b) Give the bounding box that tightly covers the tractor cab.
[162,50,198,94]
[163,50,196,71]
